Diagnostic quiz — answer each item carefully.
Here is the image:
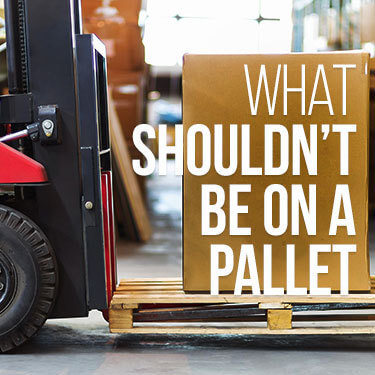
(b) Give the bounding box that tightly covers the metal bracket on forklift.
[0,105,62,145]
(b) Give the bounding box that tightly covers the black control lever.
[0,122,40,143]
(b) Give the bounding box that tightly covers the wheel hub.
[0,250,17,314]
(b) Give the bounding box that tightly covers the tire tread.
[0,205,58,353]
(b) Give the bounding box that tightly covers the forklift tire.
[0,205,58,353]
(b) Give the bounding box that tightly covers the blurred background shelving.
[3,0,375,239]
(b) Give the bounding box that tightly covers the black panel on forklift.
[19,0,88,318]
[2,0,112,319]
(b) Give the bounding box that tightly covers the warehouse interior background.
[2,0,375,249]
[73,0,375,275]
[3,0,375,373]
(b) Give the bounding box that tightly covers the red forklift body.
[0,142,48,184]
[0,0,116,319]
[0,0,117,352]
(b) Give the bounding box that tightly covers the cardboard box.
[81,0,141,25]
[84,20,145,72]
[81,0,145,72]
[110,71,146,141]
[110,70,147,196]
[183,52,370,292]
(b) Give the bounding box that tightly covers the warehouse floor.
[3,164,375,374]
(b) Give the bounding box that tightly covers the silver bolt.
[42,120,54,130]
[0,282,4,291]
[85,201,94,210]
[42,120,54,137]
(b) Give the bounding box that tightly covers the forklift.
[0,0,116,352]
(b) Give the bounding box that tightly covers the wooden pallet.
[109,277,375,335]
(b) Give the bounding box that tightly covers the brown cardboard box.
[110,71,147,195]
[183,52,370,292]
[110,71,146,141]
[81,0,141,25]
[84,20,145,72]
[81,0,145,72]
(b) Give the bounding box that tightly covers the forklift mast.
[0,0,116,318]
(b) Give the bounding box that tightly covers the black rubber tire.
[0,205,58,353]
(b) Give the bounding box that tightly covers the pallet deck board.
[113,277,375,304]
[109,277,375,335]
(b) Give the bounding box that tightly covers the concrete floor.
[3,167,375,374]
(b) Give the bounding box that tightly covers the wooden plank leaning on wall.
[108,92,152,242]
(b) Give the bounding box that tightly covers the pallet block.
[267,310,292,330]
[109,277,375,335]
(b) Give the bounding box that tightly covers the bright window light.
[144,0,293,67]
[259,20,293,53]
[146,0,179,17]
[143,18,179,66]
[261,0,292,19]
[179,19,259,58]
[178,0,260,19]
